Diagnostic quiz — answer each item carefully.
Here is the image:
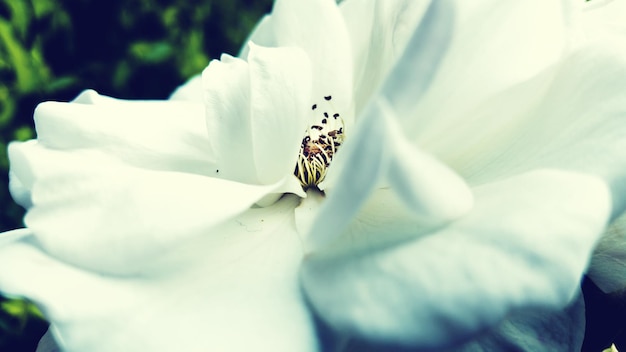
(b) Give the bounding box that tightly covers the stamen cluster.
[295,95,345,189]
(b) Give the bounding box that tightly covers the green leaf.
[3,0,32,39]
[130,41,174,64]
[13,126,34,141]
[31,0,56,17]
[0,18,48,93]
[0,85,15,127]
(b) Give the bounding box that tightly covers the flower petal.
[340,0,432,114]
[458,292,585,352]
[382,2,626,222]
[9,141,276,275]
[204,46,312,186]
[583,0,626,33]
[443,35,626,219]
[344,291,586,351]
[34,90,213,176]
[247,43,312,184]
[588,214,626,294]
[398,0,569,141]
[265,0,353,114]
[0,196,318,352]
[8,171,31,208]
[369,0,626,219]
[302,170,610,348]
[203,54,258,184]
[297,188,444,264]
[452,291,585,351]
[239,14,276,58]
[310,98,472,251]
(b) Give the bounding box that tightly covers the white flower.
[1,1,626,352]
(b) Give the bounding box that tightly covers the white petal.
[8,171,31,208]
[397,1,568,141]
[247,43,312,184]
[35,90,214,176]
[298,188,444,264]
[452,292,585,351]
[446,36,626,218]
[0,196,318,352]
[588,213,626,293]
[0,228,30,246]
[204,46,312,185]
[269,0,353,114]
[203,54,258,184]
[9,141,276,275]
[239,15,275,58]
[302,170,610,348]
[583,0,626,34]
[310,98,472,251]
[374,0,454,124]
[379,2,626,221]
[340,0,431,114]
[295,190,326,237]
[256,176,307,207]
[345,291,586,351]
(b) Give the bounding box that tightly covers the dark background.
[0,0,271,350]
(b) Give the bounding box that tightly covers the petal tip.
[71,89,101,104]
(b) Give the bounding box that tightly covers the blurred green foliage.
[0,0,271,349]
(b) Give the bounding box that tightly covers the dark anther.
[324,112,329,118]
[324,95,332,101]
[312,104,317,110]
[311,125,323,130]
[338,127,343,134]
[328,130,337,137]
[333,113,339,118]
[216,169,219,173]
[322,119,327,124]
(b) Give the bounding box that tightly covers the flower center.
[294,95,345,189]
